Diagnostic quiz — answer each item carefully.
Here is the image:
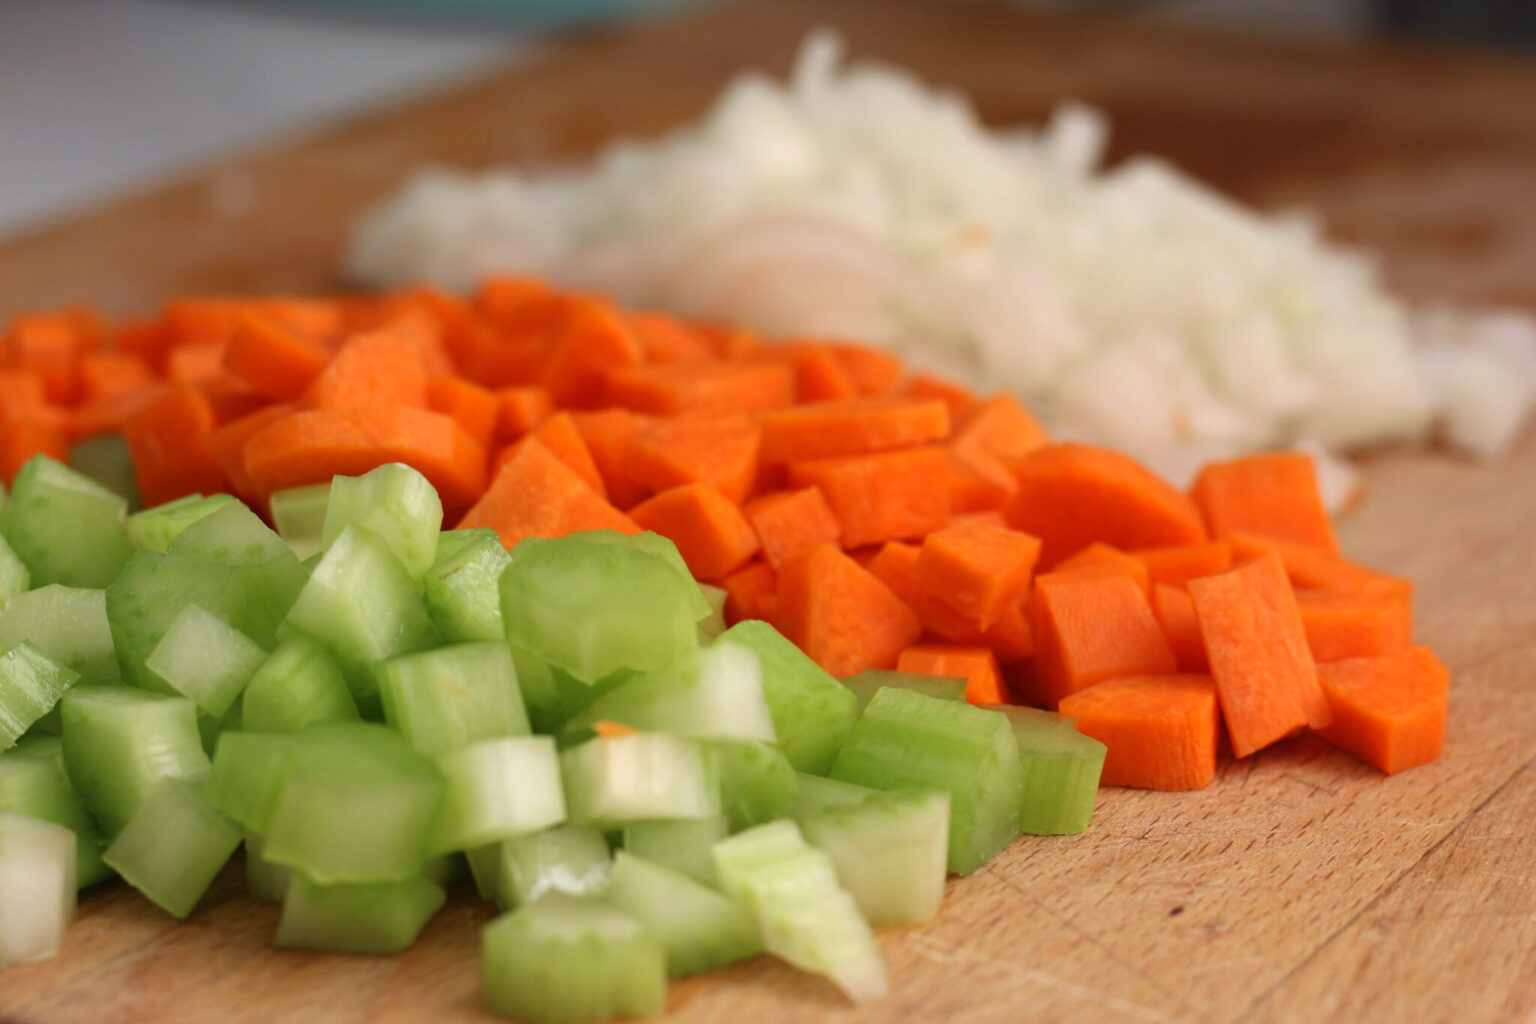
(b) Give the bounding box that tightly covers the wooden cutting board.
[1,2,1534,1022]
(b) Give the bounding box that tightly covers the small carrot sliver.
[1150,583,1210,673]
[1058,675,1221,790]
[896,643,1007,706]
[1027,571,1178,709]
[629,483,760,581]
[742,487,843,570]
[787,444,950,549]
[456,437,637,550]
[592,720,640,739]
[1314,646,1449,774]
[772,543,922,679]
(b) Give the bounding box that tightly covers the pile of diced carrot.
[0,278,1450,788]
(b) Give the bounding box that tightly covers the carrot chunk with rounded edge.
[1297,587,1413,663]
[569,409,648,510]
[1059,675,1221,791]
[1132,542,1232,591]
[244,406,486,515]
[912,523,1041,631]
[625,311,716,363]
[222,313,331,402]
[772,544,922,679]
[742,487,842,570]
[0,422,68,485]
[1027,571,1177,710]
[494,386,554,444]
[903,373,981,419]
[757,397,950,464]
[1191,452,1338,555]
[787,445,950,549]
[896,644,1007,706]
[457,437,637,549]
[522,412,607,499]
[1006,442,1207,567]
[950,393,1049,469]
[1052,542,1150,596]
[629,483,761,581]
[770,343,861,403]
[863,541,920,607]
[304,330,429,410]
[425,377,498,451]
[1189,552,1332,758]
[604,360,794,416]
[1314,646,1449,774]
[1151,583,1209,673]
[121,384,228,506]
[721,560,778,625]
[629,413,760,504]
[828,342,903,395]
[541,301,643,409]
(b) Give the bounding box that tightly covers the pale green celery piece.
[787,773,877,822]
[145,604,266,719]
[560,733,717,829]
[269,483,332,561]
[711,741,796,832]
[275,872,445,954]
[67,434,139,510]
[714,620,859,775]
[433,527,501,566]
[0,534,31,603]
[985,704,1107,835]
[839,669,966,712]
[423,531,513,642]
[430,736,566,855]
[696,584,728,640]
[322,463,444,580]
[124,493,235,553]
[0,643,80,750]
[4,455,131,588]
[101,777,240,919]
[0,811,77,968]
[0,736,111,888]
[801,788,951,927]
[244,829,290,903]
[105,551,233,691]
[0,585,121,688]
[559,530,711,622]
[608,851,761,977]
[478,824,612,912]
[168,499,290,566]
[481,892,666,1023]
[203,731,301,833]
[378,641,530,757]
[621,816,728,887]
[240,634,358,734]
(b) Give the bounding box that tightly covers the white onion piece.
[0,812,76,968]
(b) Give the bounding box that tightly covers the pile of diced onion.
[349,30,1536,507]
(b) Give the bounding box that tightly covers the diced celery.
[240,634,358,733]
[0,481,7,534]
[280,525,439,708]
[988,704,1107,835]
[0,643,80,749]
[244,829,290,903]
[562,642,774,745]
[697,584,728,640]
[0,736,111,888]
[431,736,565,854]
[203,731,300,832]
[561,734,717,828]
[840,669,966,712]
[124,493,236,553]
[788,773,878,822]
[222,552,309,651]
[0,534,30,603]
[378,641,530,757]
[323,464,444,580]
[500,534,701,684]
[5,455,131,588]
[830,688,1022,875]
[67,433,139,509]
[102,777,241,918]
[715,621,859,776]
[621,816,728,887]
[563,530,711,622]
[474,824,612,911]
[713,820,887,1004]
[60,687,210,836]
[269,482,332,561]
[608,851,761,977]
[801,788,950,927]
[712,741,797,831]
[0,584,121,687]
[424,530,513,642]
[276,872,445,954]
[509,645,564,735]
[262,722,443,884]
[482,892,666,1024]
[145,604,267,719]
[168,499,287,565]
[0,811,76,968]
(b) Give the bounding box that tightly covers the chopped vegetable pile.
[0,272,1450,1019]
[350,31,1536,494]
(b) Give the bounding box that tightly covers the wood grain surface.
[1,1,1534,1022]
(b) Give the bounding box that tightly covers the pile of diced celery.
[0,456,1106,1020]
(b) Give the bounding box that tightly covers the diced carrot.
[1052,542,1151,596]
[950,510,1009,530]
[3,313,84,405]
[0,421,68,486]
[541,301,643,409]
[569,408,649,510]
[772,543,923,678]
[456,321,550,387]
[1132,541,1232,591]
[161,299,244,350]
[914,590,1034,662]
[592,720,640,739]
[77,353,156,403]
[903,373,981,419]
[195,373,269,426]
[0,371,65,431]
[165,342,227,385]
[1227,531,1405,594]
[244,406,486,516]
[222,313,332,402]
[1059,675,1221,790]
[304,330,430,410]
[896,644,1007,705]
[950,393,1049,469]
[1026,571,1178,709]
[786,445,950,548]
[494,386,555,443]
[911,523,1041,630]
[742,487,843,570]
[1191,452,1339,554]
[456,437,637,549]
[720,560,779,625]
[1150,583,1209,673]
[1297,586,1413,663]
[1314,646,1449,774]
[120,384,228,506]
[946,446,1016,514]
[522,412,606,499]
[629,413,761,505]
[625,311,717,363]
[67,388,162,441]
[473,276,575,337]
[115,318,175,372]
[1006,442,1208,567]
[427,376,499,451]
[757,396,950,463]
[694,324,763,360]
[828,342,904,395]
[768,343,861,403]
[1189,552,1332,758]
[629,483,761,581]
[207,404,294,502]
[604,359,795,416]
[863,541,921,607]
